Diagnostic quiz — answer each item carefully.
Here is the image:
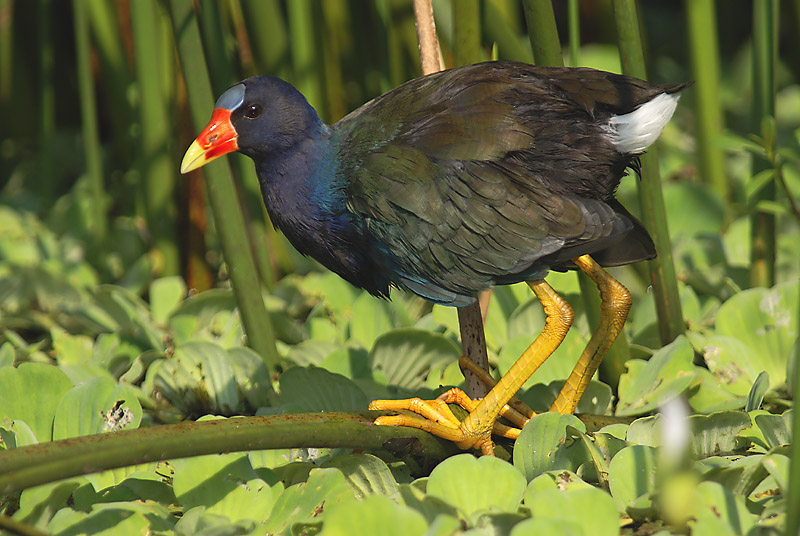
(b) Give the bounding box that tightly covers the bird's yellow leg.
[457,356,534,428]
[370,279,573,455]
[550,254,632,414]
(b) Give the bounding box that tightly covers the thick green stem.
[749,0,778,288]
[453,0,480,67]
[287,0,323,118]
[686,0,729,204]
[38,0,55,208]
[788,281,800,536]
[521,0,563,67]
[86,0,136,168]
[612,0,684,344]
[0,0,12,102]
[484,0,533,63]
[73,0,106,243]
[131,0,180,276]
[198,0,277,290]
[0,412,456,495]
[240,0,290,78]
[169,0,280,375]
[568,0,580,66]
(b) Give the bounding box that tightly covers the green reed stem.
[686,0,729,205]
[521,0,563,67]
[287,0,323,118]
[240,0,290,78]
[789,283,800,536]
[38,0,55,208]
[0,0,12,102]
[86,0,136,168]
[197,0,277,290]
[484,0,533,63]
[169,0,280,376]
[131,0,180,276]
[568,0,580,66]
[73,0,106,243]
[453,0,481,67]
[749,0,778,288]
[0,412,455,494]
[612,0,684,345]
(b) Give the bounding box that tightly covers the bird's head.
[181,76,322,173]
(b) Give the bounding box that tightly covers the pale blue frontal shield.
[215,83,245,111]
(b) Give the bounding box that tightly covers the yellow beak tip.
[181,140,207,174]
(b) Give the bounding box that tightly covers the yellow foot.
[369,388,524,456]
[457,356,536,428]
[370,279,574,456]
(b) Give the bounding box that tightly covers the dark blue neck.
[253,125,390,297]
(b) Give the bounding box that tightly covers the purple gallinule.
[182,61,687,455]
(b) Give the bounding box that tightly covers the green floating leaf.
[51,326,94,365]
[663,182,725,238]
[0,342,14,368]
[524,470,593,498]
[513,412,586,482]
[700,455,768,497]
[0,362,73,443]
[511,517,585,536]
[322,453,399,499]
[761,453,790,495]
[318,347,371,380]
[422,514,462,536]
[526,487,619,536]
[692,335,762,397]
[52,376,142,440]
[745,371,769,411]
[94,285,163,351]
[349,292,395,350]
[227,346,274,408]
[279,366,367,412]
[574,429,613,488]
[0,419,37,448]
[319,494,428,536]
[168,288,236,326]
[286,339,341,367]
[625,416,661,447]
[626,411,751,458]
[715,280,799,391]
[369,329,459,390]
[172,454,278,524]
[688,411,751,458]
[15,479,86,527]
[173,506,256,536]
[687,368,746,414]
[607,445,657,508]
[474,512,528,534]
[299,271,361,317]
[398,482,459,524]
[691,481,756,535]
[150,275,186,325]
[427,453,526,523]
[264,467,354,535]
[46,506,152,536]
[152,341,240,415]
[755,410,792,449]
[616,336,697,416]
[521,380,613,415]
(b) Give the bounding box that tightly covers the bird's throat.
[252,129,387,295]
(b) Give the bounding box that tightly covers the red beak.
[181,108,239,173]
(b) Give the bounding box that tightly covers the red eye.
[244,104,262,118]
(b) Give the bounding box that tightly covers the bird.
[182,60,687,456]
